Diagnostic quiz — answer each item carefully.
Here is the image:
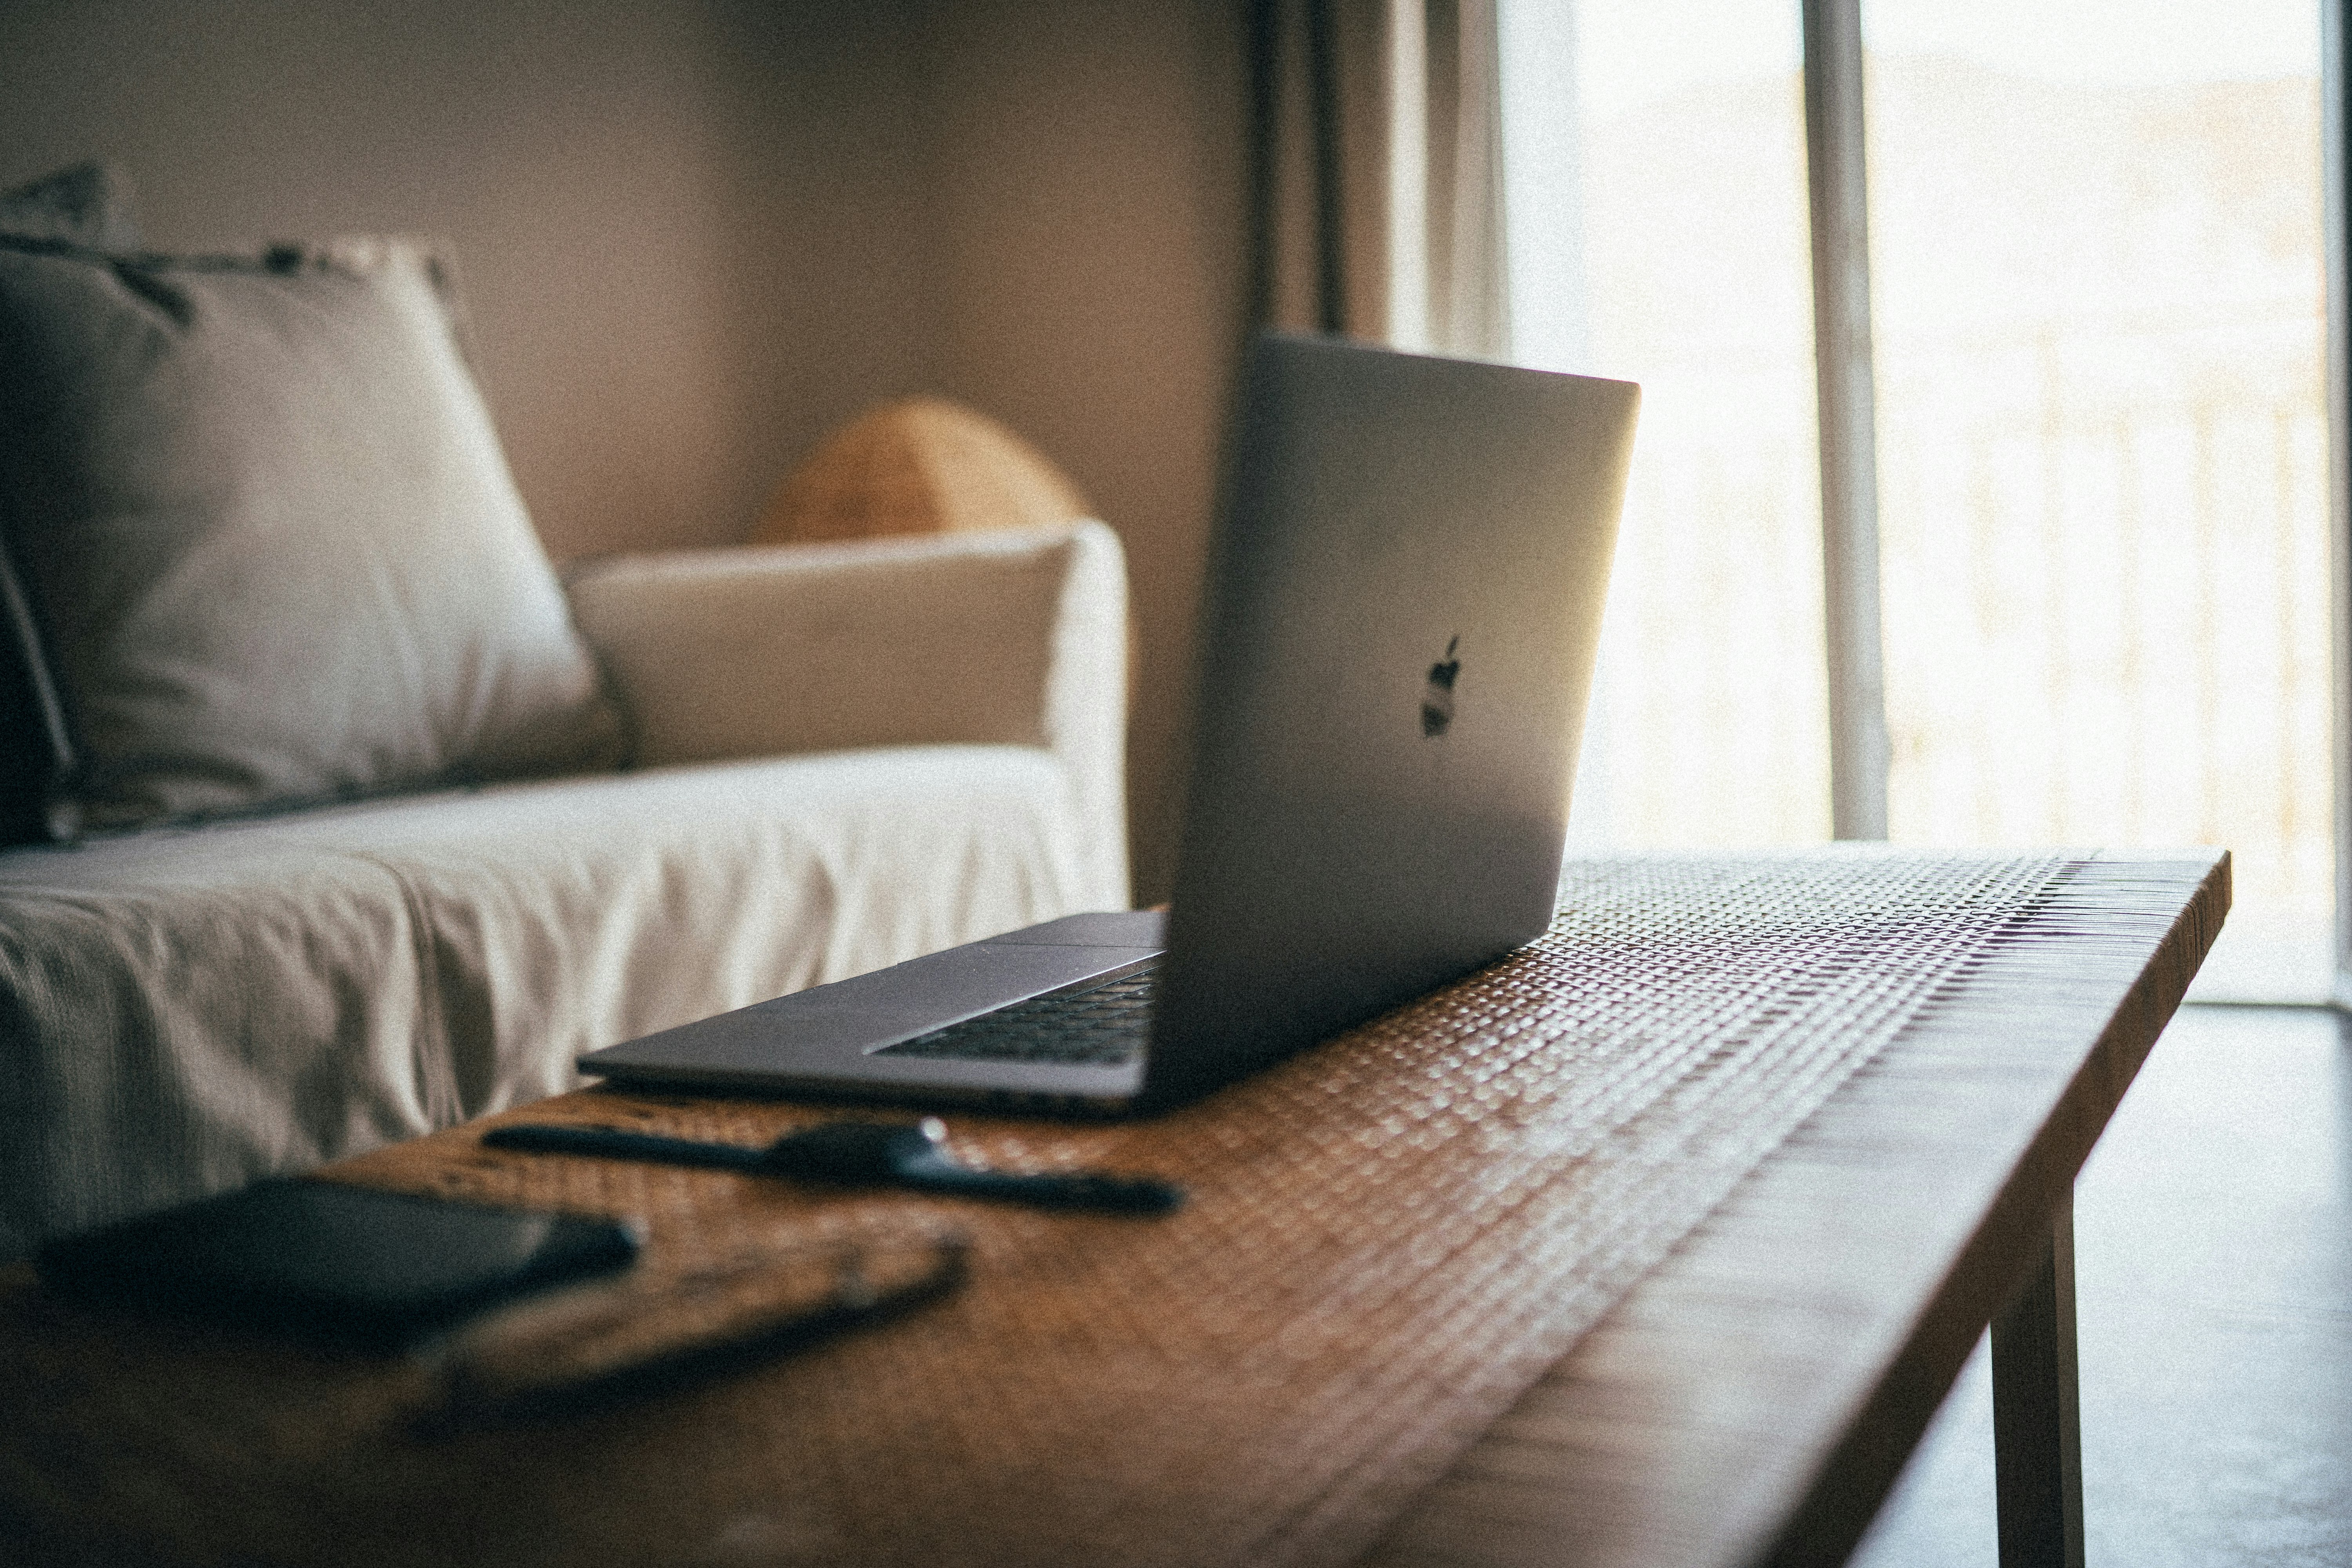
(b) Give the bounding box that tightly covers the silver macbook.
[578,334,1638,1116]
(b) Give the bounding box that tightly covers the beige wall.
[0,0,947,561]
[922,0,1248,899]
[0,0,1246,898]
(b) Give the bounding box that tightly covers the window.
[1499,0,2330,1000]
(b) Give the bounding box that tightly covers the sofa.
[0,167,1130,1258]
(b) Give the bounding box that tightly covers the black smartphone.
[36,1178,641,1351]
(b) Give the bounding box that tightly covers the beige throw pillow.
[0,236,622,835]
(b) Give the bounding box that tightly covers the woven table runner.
[3,853,2088,1568]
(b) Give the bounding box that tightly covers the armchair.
[0,520,1129,1259]
[0,164,1130,1257]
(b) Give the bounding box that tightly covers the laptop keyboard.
[875,963,1157,1067]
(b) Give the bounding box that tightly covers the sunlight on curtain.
[1499,0,1832,851]
[1861,0,2328,1000]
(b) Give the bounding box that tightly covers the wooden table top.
[0,850,2226,1568]
[1363,850,2227,1568]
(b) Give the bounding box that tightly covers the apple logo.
[1421,635,1461,738]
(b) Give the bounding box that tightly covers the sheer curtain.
[1497,0,1835,856]
[1488,0,2332,1002]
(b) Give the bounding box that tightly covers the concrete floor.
[1849,1004,2352,1567]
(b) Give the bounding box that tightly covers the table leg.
[1989,1189,2084,1568]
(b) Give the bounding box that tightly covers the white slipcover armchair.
[0,520,1129,1258]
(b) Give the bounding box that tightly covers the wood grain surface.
[1361,851,2226,1568]
[0,851,2224,1568]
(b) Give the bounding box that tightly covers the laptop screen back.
[1144,335,1638,1107]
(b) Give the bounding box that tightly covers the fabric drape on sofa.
[1247,0,1509,357]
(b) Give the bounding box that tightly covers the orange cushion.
[753,397,1090,544]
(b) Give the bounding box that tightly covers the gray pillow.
[0,235,624,835]
[0,162,142,250]
[0,163,142,842]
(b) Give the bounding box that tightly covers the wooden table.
[1367,851,2227,1568]
[0,851,2226,1568]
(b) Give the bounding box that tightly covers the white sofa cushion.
[569,522,1130,913]
[0,744,1091,1256]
